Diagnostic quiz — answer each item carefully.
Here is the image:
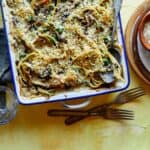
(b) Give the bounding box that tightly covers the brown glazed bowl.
[138,10,150,51]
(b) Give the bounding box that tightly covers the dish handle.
[62,97,92,110]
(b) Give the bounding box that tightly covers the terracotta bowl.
[138,10,150,51]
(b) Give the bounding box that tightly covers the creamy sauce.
[143,21,150,44]
[6,0,123,98]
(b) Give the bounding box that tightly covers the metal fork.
[84,108,134,120]
[101,108,134,120]
[64,87,144,125]
[48,108,134,120]
[111,87,145,104]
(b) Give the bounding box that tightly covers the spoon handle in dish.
[111,0,123,44]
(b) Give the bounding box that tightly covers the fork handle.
[65,111,105,125]
[65,104,108,125]
[48,109,104,117]
[48,109,90,117]
[65,115,87,125]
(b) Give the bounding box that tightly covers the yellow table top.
[0,0,150,150]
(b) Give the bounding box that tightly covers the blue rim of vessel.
[0,3,130,105]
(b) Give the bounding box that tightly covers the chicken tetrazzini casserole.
[4,0,124,98]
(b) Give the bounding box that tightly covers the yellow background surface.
[0,0,150,150]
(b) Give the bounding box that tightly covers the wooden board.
[125,0,150,84]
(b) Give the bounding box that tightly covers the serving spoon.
[100,0,123,84]
[111,0,123,45]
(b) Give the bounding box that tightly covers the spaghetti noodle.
[6,0,123,98]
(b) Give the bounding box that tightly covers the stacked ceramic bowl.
[125,1,150,84]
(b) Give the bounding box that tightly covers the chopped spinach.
[27,15,35,23]
[103,57,111,66]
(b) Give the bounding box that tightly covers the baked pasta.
[6,0,123,98]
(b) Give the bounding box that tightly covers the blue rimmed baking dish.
[0,1,130,105]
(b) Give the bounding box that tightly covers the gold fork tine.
[107,109,134,116]
[108,117,134,120]
[120,87,145,101]
[110,109,133,113]
[125,92,145,100]
[110,112,134,117]
[104,115,134,120]
[122,87,145,97]
[122,87,143,93]
[122,87,144,94]
[110,111,134,116]
[103,108,134,120]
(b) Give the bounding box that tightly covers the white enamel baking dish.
[0,1,130,105]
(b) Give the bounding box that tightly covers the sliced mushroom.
[100,71,115,84]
